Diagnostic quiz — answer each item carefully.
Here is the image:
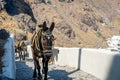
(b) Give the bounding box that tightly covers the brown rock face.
[0,0,120,47]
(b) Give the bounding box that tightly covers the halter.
[41,30,55,55]
[41,33,54,46]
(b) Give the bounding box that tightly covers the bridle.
[41,30,55,55]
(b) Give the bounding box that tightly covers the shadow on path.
[48,48,82,80]
[16,61,33,80]
[48,69,73,80]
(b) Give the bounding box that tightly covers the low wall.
[54,47,80,68]
[54,47,120,80]
[26,45,33,59]
[1,35,16,80]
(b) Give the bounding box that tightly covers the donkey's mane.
[31,30,43,54]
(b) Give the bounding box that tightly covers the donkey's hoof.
[33,76,37,80]
[33,77,37,80]
[44,77,47,80]
[38,76,42,80]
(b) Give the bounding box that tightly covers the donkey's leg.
[36,58,42,80]
[21,51,24,60]
[22,50,25,60]
[21,48,25,61]
[44,56,50,80]
[33,56,37,80]
[33,65,37,80]
[19,51,22,61]
[42,56,45,74]
[44,59,49,80]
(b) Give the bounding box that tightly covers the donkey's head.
[41,21,55,51]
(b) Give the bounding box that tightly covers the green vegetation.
[96,31,106,41]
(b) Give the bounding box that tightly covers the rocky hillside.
[0,0,120,48]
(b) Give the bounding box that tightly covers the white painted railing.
[54,47,120,80]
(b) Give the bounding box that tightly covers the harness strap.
[43,50,53,57]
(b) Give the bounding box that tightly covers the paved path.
[16,59,100,80]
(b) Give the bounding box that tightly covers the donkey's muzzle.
[43,50,53,56]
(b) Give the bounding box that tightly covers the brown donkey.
[15,40,27,61]
[31,21,55,80]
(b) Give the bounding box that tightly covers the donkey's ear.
[43,21,48,31]
[50,22,55,32]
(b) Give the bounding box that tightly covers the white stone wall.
[2,34,16,79]
[27,45,33,59]
[54,47,120,80]
[54,47,80,68]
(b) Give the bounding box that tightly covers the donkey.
[16,40,27,61]
[31,21,55,80]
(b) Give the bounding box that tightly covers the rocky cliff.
[0,0,120,48]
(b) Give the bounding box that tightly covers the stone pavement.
[16,59,100,80]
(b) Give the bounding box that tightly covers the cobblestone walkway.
[16,59,100,80]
